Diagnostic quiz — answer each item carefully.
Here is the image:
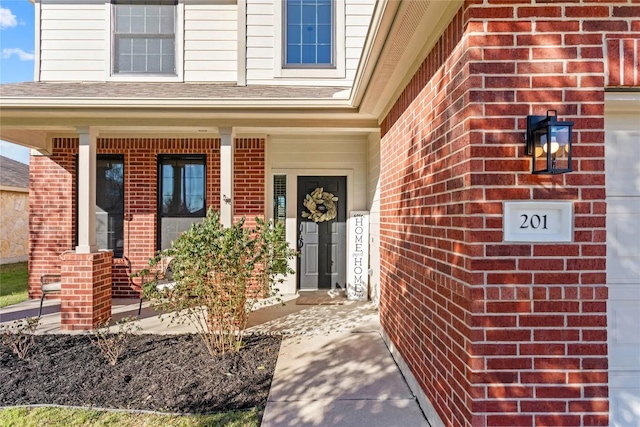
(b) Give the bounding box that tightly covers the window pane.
[301,4,316,24]
[113,2,175,75]
[287,24,301,44]
[287,3,301,23]
[96,156,124,257]
[147,38,161,54]
[317,24,331,44]
[287,45,301,64]
[317,4,331,24]
[301,44,316,63]
[285,0,333,66]
[317,45,331,64]
[159,156,206,250]
[161,217,203,250]
[302,25,316,44]
[132,54,147,72]
[160,157,205,215]
[273,175,287,226]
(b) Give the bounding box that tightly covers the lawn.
[0,407,259,427]
[0,262,29,308]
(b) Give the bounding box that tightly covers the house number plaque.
[503,201,573,242]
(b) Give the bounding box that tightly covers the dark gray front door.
[297,176,347,290]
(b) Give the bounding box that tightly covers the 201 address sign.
[504,202,573,242]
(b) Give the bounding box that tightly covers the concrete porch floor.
[0,296,430,426]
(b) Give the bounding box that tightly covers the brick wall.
[29,138,76,299]
[379,2,638,426]
[29,137,265,299]
[234,138,266,227]
[60,250,112,330]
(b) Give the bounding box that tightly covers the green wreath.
[302,187,338,222]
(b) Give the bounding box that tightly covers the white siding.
[184,3,238,82]
[367,133,381,307]
[246,0,374,86]
[39,1,106,81]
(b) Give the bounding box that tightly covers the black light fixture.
[526,110,573,174]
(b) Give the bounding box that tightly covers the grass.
[0,407,261,427]
[0,262,29,308]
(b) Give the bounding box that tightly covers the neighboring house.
[0,156,29,265]
[0,1,638,426]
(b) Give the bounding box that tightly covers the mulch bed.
[0,334,281,414]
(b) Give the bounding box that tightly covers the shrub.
[89,316,140,365]
[0,317,40,360]
[141,209,295,356]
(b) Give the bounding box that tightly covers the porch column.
[220,127,234,227]
[59,126,112,331]
[76,126,98,253]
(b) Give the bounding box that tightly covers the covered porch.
[0,82,380,331]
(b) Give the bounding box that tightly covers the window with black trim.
[96,155,125,257]
[284,0,333,67]
[158,155,206,250]
[273,175,286,221]
[112,0,177,75]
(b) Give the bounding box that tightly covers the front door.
[297,176,347,290]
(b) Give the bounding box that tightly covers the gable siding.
[39,2,106,81]
[184,3,238,82]
[245,0,374,86]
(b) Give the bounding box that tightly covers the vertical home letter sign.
[347,211,369,301]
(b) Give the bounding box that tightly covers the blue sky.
[0,0,34,164]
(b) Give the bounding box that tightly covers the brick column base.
[60,251,113,331]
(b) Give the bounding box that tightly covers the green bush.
[139,209,295,356]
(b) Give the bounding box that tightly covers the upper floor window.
[285,0,333,67]
[112,0,177,75]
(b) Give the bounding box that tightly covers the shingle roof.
[0,156,29,189]
[0,82,349,100]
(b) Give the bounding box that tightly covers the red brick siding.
[30,137,265,299]
[606,37,640,87]
[28,138,77,299]
[233,138,266,227]
[60,250,112,331]
[379,2,638,426]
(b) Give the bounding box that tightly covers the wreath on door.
[302,187,338,222]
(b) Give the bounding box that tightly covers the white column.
[76,126,99,253]
[219,127,234,227]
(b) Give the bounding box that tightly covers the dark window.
[158,155,206,249]
[96,155,125,257]
[285,0,333,66]
[273,174,287,226]
[113,0,176,75]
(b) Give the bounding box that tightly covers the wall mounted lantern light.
[526,110,573,174]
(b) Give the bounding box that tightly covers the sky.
[0,0,34,164]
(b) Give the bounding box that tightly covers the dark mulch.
[0,334,281,414]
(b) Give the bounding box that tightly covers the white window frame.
[106,0,184,82]
[274,0,345,79]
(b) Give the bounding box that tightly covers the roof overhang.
[0,84,378,152]
[351,0,464,121]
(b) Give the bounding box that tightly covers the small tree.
[141,209,295,356]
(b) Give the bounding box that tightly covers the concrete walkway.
[0,297,429,426]
[246,300,429,427]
